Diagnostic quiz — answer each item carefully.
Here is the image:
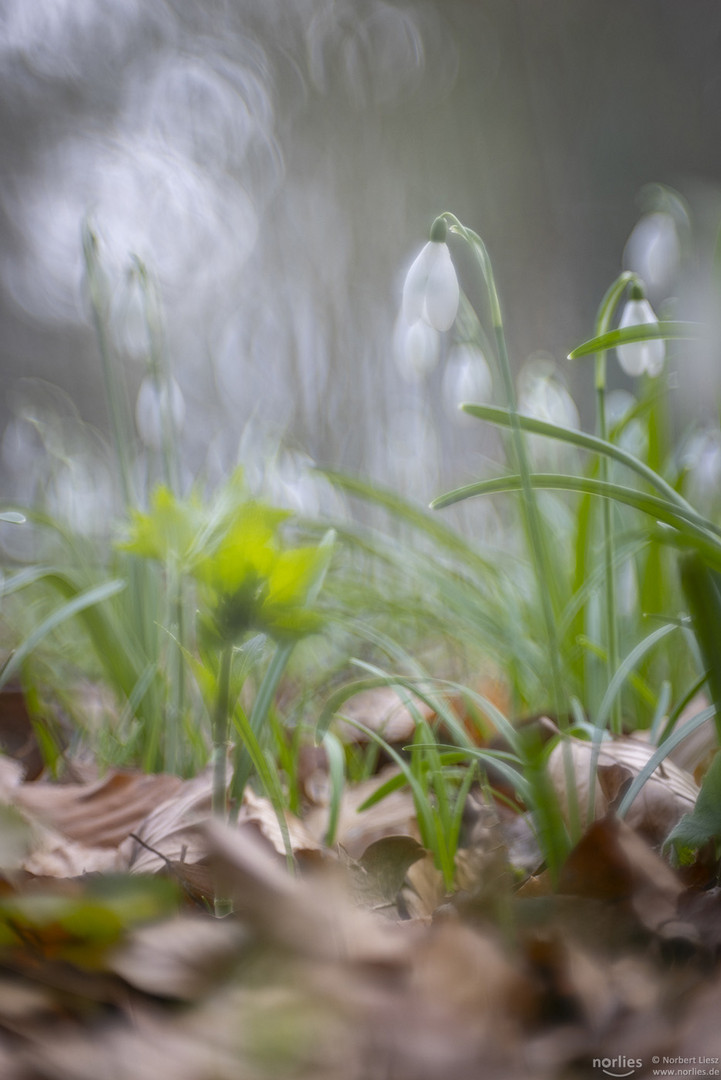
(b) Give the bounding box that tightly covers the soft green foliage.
[6,197,721,896]
[665,752,721,865]
[121,477,333,643]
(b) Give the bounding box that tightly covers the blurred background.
[1,0,721,529]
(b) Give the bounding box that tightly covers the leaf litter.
[0,712,718,1076]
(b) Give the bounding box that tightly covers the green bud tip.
[429,216,447,243]
[629,281,646,301]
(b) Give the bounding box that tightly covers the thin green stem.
[442,211,575,863]
[212,645,233,820]
[444,214,566,722]
[593,271,637,735]
[82,227,134,509]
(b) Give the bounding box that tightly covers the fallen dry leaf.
[109,914,246,999]
[304,764,418,858]
[547,734,698,844]
[332,685,432,744]
[344,835,425,916]
[15,769,184,849]
[123,770,321,877]
[558,813,684,934]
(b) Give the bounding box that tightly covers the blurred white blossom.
[442,343,492,423]
[135,375,185,450]
[394,312,440,381]
[518,356,579,467]
[623,211,680,295]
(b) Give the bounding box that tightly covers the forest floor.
[0,684,719,1080]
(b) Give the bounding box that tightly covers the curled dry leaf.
[202,818,409,966]
[123,769,322,877]
[304,764,418,858]
[547,734,697,844]
[22,830,120,878]
[15,769,184,849]
[400,851,447,920]
[332,685,432,744]
[559,813,684,934]
[344,834,425,916]
[109,914,246,999]
[0,756,24,802]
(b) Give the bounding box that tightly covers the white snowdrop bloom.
[135,375,185,450]
[623,212,680,294]
[442,344,493,423]
[518,357,579,429]
[394,312,440,381]
[616,292,665,378]
[402,219,460,332]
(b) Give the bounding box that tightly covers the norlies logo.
[593,1057,643,1078]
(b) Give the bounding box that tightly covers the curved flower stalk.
[616,284,666,377]
[402,217,460,333]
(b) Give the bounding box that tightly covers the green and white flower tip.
[402,216,460,333]
[616,282,665,378]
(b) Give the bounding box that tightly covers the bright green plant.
[121,476,334,824]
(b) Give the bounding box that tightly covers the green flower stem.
[442,212,574,862]
[133,258,180,495]
[82,225,134,509]
[594,272,637,736]
[229,640,294,821]
[443,214,566,723]
[212,645,233,820]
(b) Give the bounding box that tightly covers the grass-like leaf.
[460,403,697,514]
[431,473,721,567]
[0,579,126,692]
[568,321,702,360]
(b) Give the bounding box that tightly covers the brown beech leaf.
[400,851,447,920]
[122,770,321,876]
[332,686,432,744]
[559,813,683,933]
[109,914,246,999]
[202,818,409,965]
[345,834,425,915]
[304,764,418,858]
[0,686,45,780]
[22,829,120,878]
[547,734,698,845]
[15,769,184,849]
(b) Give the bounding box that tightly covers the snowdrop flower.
[135,375,186,450]
[442,343,492,423]
[393,310,440,381]
[402,217,460,332]
[616,284,665,378]
[623,211,680,295]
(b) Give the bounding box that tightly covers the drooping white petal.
[616,298,665,378]
[136,375,186,450]
[624,212,680,293]
[402,241,434,326]
[423,241,460,331]
[398,318,440,381]
[442,344,492,423]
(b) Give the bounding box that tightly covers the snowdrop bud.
[396,317,440,381]
[135,375,185,450]
[442,344,492,423]
[616,285,665,378]
[402,220,460,332]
